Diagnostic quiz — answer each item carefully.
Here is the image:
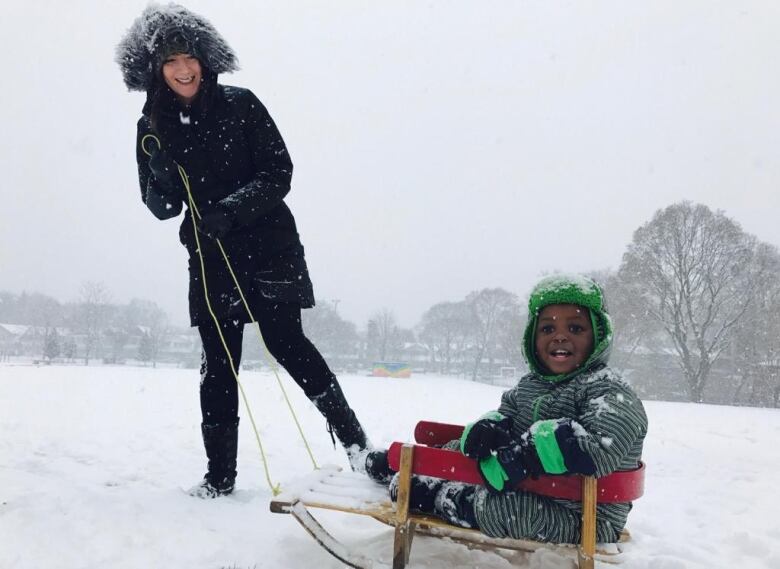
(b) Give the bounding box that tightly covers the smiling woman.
[161,53,202,104]
[115,2,387,499]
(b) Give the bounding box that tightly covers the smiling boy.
[391,274,648,544]
[535,302,594,375]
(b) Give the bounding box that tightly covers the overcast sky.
[1,1,778,328]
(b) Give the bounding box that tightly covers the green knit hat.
[522,274,613,382]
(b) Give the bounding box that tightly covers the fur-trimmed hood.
[116,2,239,92]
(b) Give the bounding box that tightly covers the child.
[384,274,648,544]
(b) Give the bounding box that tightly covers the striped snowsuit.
[472,364,647,543]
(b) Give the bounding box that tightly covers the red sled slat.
[387,442,644,503]
[414,421,465,446]
[389,442,483,484]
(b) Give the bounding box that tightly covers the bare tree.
[619,202,762,402]
[104,304,130,364]
[466,288,521,381]
[77,281,111,366]
[419,301,474,374]
[0,292,62,327]
[492,307,525,372]
[366,308,402,362]
[302,300,359,362]
[63,338,77,362]
[731,243,780,407]
[594,269,662,374]
[43,327,61,362]
[125,300,169,368]
[138,331,154,366]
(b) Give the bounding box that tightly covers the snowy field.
[1,364,779,569]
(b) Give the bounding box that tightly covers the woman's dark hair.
[148,82,167,132]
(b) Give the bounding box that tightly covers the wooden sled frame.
[270,421,645,569]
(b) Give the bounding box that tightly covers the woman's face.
[162,53,202,104]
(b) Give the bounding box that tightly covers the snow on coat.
[137,82,314,326]
[134,81,315,326]
[472,365,648,543]
[118,4,314,325]
[471,275,647,543]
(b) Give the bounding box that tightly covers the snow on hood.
[115,2,239,92]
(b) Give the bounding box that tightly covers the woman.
[116,3,387,497]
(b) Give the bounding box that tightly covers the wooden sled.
[270,421,645,569]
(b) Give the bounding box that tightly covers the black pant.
[197,303,337,424]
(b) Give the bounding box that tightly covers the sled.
[270,421,645,569]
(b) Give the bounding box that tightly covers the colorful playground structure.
[371,361,411,378]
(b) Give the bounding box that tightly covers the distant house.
[0,323,23,358]
[0,322,201,366]
[0,323,23,341]
[399,342,431,369]
[0,323,30,339]
[164,332,200,355]
[0,324,45,357]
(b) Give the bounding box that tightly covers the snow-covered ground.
[1,364,778,569]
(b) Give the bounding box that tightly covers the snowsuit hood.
[522,274,613,382]
[116,2,239,92]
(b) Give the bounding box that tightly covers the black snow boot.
[433,482,479,529]
[389,473,444,515]
[190,418,239,499]
[365,449,395,485]
[310,381,370,471]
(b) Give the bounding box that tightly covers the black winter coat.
[135,80,315,326]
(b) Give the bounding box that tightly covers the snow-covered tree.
[730,243,780,407]
[63,338,77,363]
[418,301,473,374]
[366,308,403,362]
[593,269,663,374]
[138,332,154,366]
[466,288,521,381]
[619,202,763,402]
[76,281,111,366]
[123,299,169,367]
[43,328,60,362]
[302,300,359,360]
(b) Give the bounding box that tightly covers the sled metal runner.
[270,421,645,569]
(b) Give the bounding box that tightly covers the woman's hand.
[148,146,181,193]
[196,206,235,240]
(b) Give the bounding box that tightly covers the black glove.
[461,412,513,460]
[477,418,597,494]
[534,419,597,476]
[196,206,235,240]
[148,146,180,192]
[499,438,544,479]
[477,437,543,494]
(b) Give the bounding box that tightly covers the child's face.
[534,303,595,375]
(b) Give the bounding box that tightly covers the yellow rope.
[212,241,319,471]
[141,134,319,495]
